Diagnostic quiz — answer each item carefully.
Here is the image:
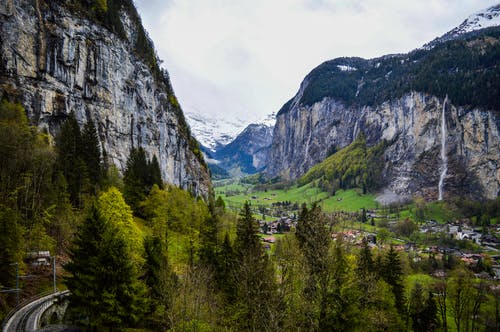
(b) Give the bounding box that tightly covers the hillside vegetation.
[298,134,387,193]
[279,27,500,114]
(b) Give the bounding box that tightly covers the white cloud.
[135,0,497,122]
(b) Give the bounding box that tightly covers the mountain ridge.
[267,8,500,201]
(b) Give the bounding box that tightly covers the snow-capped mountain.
[426,4,500,47]
[258,112,277,128]
[185,112,248,151]
[214,120,274,174]
[185,112,276,176]
[451,4,500,35]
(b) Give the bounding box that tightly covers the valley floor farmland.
[215,181,376,213]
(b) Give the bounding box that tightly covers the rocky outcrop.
[213,123,273,174]
[0,0,210,197]
[267,91,500,200]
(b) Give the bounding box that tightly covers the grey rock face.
[267,92,500,200]
[0,0,210,197]
[214,123,273,173]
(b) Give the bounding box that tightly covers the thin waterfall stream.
[438,96,448,201]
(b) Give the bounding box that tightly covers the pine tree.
[123,147,150,214]
[198,214,219,271]
[381,245,406,317]
[56,113,86,207]
[81,118,102,188]
[233,202,279,331]
[295,203,332,330]
[217,233,236,302]
[65,205,147,330]
[148,154,163,189]
[215,196,226,215]
[0,205,23,288]
[356,237,374,276]
[143,236,176,330]
[410,283,425,332]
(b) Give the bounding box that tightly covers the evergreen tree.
[198,214,219,271]
[215,196,226,215]
[143,236,176,330]
[234,201,260,256]
[65,206,147,330]
[81,118,102,188]
[233,202,279,331]
[410,284,438,332]
[123,147,150,213]
[423,291,438,332]
[148,154,163,189]
[295,203,332,330]
[356,237,374,276]
[56,113,86,207]
[217,233,236,302]
[381,245,406,317]
[0,205,23,288]
[409,283,425,332]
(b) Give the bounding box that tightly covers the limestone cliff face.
[267,21,500,201]
[0,0,210,197]
[267,91,500,200]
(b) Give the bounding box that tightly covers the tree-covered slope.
[298,134,386,193]
[279,27,500,115]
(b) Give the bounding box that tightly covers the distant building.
[27,251,51,266]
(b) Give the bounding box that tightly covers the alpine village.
[0,1,500,331]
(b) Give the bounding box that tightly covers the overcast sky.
[134,0,497,124]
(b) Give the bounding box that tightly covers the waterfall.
[438,96,448,201]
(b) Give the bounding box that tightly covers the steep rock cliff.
[269,92,500,200]
[267,25,500,200]
[0,0,210,196]
[214,123,273,174]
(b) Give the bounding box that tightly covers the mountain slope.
[214,122,274,174]
[428,4,500,46]
[185,111,248,151]
[267,11,500,201]
[0,0,210,197]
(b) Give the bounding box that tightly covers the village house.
[26,250,51,266]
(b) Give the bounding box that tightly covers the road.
[2,291,69,332]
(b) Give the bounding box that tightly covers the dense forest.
[1,99,499,331]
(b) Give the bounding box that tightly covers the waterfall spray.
[438,96,448,201]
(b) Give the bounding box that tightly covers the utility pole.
[15,262,19,306]
[53,255,57,293]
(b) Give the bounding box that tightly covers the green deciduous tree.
[97,187,143,264]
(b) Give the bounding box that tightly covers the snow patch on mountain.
[186,112,276,152]
[337,65,357,72]
[257,112,276,128]
[452,5,500,35]
[185,112,248,151]
[425,4,500,48]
